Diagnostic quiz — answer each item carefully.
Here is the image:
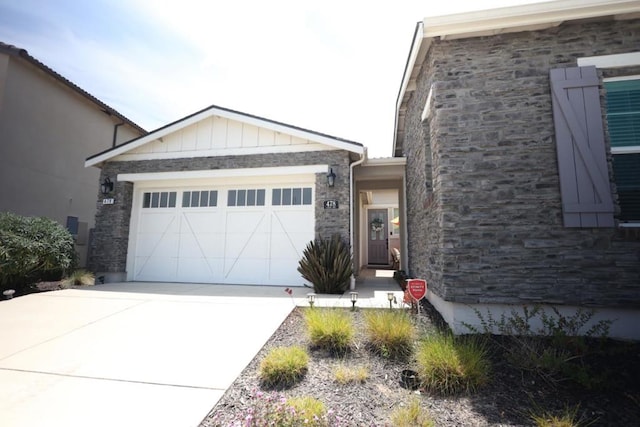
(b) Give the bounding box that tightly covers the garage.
[128,181,315,285]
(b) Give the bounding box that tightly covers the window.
[182,190,218,208]
[272,187,312,206]
[227,189,265,207]
[391,208,400,235]
[605,78,640,222]
[143,191,177,208]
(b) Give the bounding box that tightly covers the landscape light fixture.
[101,177,114,195]
[350,292,358,311]
[327,168,336,187]
[307,292,316,308]
[387,292,395,309]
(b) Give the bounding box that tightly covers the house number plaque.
[323,200,339,209]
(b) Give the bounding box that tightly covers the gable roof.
[0,42,146,135]
[85,104,364,167]
[393,0,640,157]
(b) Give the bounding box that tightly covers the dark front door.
[367,209,388,265]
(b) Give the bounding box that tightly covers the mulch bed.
[199,302,640,426]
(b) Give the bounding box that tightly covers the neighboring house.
[394,0,640,339]
[85,105,370,286]
[0,42,145,266]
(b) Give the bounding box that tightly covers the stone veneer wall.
[89,150,352,275]
[403,18,640,307]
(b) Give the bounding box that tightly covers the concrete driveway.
[0,282,298,427]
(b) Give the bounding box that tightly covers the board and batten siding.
[120,116,324,159]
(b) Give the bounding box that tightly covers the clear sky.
[0,0,547,157]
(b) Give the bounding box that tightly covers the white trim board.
[118,165,329,183]
[578,52,640,68]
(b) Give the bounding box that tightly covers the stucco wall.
[0,54,142,266]
[89,150,352,275]
[403,17,640,307]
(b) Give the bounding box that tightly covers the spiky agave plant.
[297,234,353,294]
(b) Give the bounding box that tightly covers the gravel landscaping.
[200,302,640,426]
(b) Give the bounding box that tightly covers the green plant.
[297,234,353,294]
[62,269,95,288]
[305,308,354,355]
[334,364,369,384]
[207,389,342,426]
[258,346,309,388]
[462,306,613,387]
[390,397,435,427]
[364,309,415,359]
[416,333,490,395]
[530,404,590,427]
[0,212,77,291]
[287,396,326,425]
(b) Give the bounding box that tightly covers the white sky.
[0,0,547,157]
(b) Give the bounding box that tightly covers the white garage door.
[130,184,314,285]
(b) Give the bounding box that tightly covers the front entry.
[367,209,388,265]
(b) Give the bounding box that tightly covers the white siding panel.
[241,124,259,147]
[291,136,309,147]
[180,128,196,151]
[227,120,242,148]
[259,128,275,147]
[196,118,213,150]
[181,125,198,152]
[211,116,227,149]
[165,134,182,152]
[275,132,291,146]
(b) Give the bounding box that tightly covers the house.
[0,42,145,266]
[394,0,640,339]
[85,105,381,286]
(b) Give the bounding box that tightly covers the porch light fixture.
[101,177,114,195]
[350,292,358,311]
[387,292,395,310]
[307,292,316,308]
[327,168,336,187]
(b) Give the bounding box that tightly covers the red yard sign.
[406,279,427,301]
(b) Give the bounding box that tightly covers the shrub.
[0,212,76,291]
[259,346,309,388]
[463,306,613,387]
[416,334,490,395]
[530,405,585,427]
[305,308,354,355]
[297,234,352,294]
[364,309,415,359]
[207,390,341,426]
[390,397,435,427]
[62,269,95,288]
[287,396,326,425]
[334,364,369,384]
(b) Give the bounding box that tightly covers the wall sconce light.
[101,177,114,195]
[387,292,395,310]
[327,168,336,187]
[350,291,358,311]
[307,292,316,308]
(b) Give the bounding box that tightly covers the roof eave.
[392,0,640,158]
[85,104,364,167]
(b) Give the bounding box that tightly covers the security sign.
[406,279,427,301]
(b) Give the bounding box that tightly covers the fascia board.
[422,0,640,39]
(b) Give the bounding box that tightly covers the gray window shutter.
[550,66,614,227]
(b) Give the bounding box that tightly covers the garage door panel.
[132,184,314,286]
[224,258,268,283]
[272,210,314,232]
[177,258,222,282]
[137,213,177,233]
[135,256,177,281]
[181,212,225,234]
[269,258,301,284]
